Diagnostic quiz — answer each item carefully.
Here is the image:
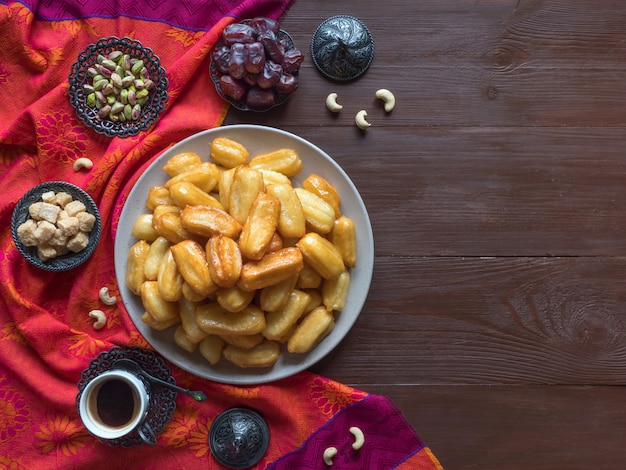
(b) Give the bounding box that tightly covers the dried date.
[282,49,304,73]
[275,73,298,95]
[256,61,282,89]
[228,43,247,79]
[246,87,275,108]
[219,75,247,100]
[245,42,266,74]
[259,30,285,64]
[222,23,256,45]
[243,73,259,86]
[212,45,231,75]
[249,17,280,34]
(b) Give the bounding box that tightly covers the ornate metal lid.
[209,408,270,469]
[310,15,375,81]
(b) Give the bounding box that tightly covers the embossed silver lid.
[310,15,375,81]
[209,408,270,469]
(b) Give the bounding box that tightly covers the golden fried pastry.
[222,340,281,368]
[210,137,250,168]
[170,239,217,297]
[195,303,266,336]
[296,232,345,280]
[206,235,243,288]
[238,192,280,260]
[238,246,303,291]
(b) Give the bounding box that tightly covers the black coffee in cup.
[87,377,140,428]
[79,369,150,442]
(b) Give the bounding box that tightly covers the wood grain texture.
[365,385,626,470]
[310,256,626,385]
[223,0,626,467]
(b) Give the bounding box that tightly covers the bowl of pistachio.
[68,36,169,138]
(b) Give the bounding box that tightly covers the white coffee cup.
[78,369,152,442]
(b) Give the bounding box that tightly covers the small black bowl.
[11,182,102,271]
[68,36,168,138]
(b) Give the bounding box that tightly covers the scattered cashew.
[89,310,106,329]
[350,426,365,450]
[355,110,371,130]
[323,446,338,466]
[99,287,117,305]
[73,157,93,172]
[375,88,396,112]
[325,92,343,112]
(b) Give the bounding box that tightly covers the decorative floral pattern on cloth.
[0,1,443,469]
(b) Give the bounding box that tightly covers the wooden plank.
[363,384,626,470]
[310,256,626,385]
[281,0,626,67]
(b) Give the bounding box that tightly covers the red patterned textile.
[0,1,443,468]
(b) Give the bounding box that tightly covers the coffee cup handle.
[137,421,157,446]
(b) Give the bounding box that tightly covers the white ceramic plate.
[114,124,374,384]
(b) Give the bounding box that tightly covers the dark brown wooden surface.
[224,1,626,468]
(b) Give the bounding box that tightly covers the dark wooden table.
[224,1,626,468]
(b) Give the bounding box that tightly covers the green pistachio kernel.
[131,59,144,75]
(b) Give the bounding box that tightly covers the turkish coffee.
[87,377,141,428]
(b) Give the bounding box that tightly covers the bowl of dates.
[210,18,304,111]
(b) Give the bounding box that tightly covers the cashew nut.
[99,287,117,305]
[323,446,337,466]
[325,92,343,112]
[89,310,106,330]
[375,88,396,112]
[73,157,93,172]
[350,426,365,450]
[355,110,371,130]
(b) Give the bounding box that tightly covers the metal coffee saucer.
[76,346,177,447]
